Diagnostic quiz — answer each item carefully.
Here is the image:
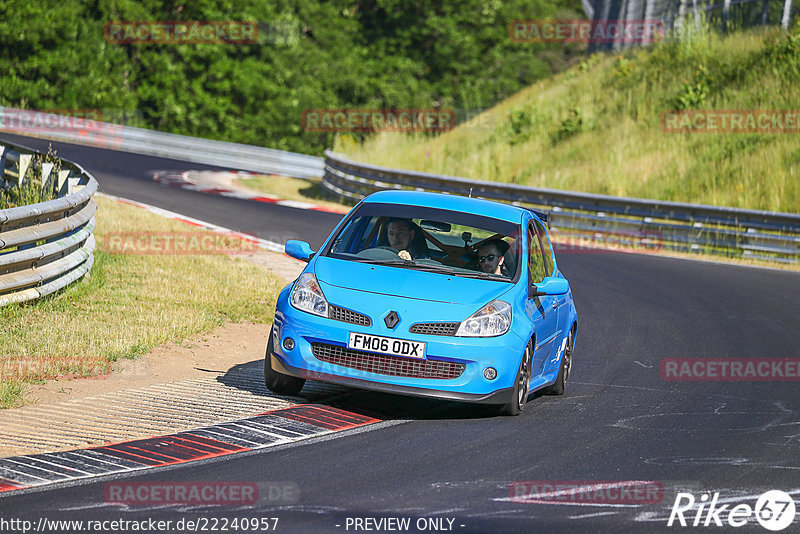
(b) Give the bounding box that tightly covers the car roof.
[361,190,529,224]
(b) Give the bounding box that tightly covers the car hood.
[314,256,512,305]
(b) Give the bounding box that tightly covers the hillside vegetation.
[0,0,580,155]
[339,23,800,213]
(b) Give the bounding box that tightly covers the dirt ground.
[20,248,305,408]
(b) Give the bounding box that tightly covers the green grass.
[0,195,284,407]
[0,381,25,409]
[337,22,800,214]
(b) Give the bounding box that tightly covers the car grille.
[311,343,465,380]
[328,305,371,326]
[409,322,460,336]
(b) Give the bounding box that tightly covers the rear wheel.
[500,341,533,416]
[264,327,305,395]
[543,327,574,396]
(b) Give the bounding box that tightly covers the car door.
[524,221,560,378]
[534,219,569,373]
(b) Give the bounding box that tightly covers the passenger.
[477,239,510,276]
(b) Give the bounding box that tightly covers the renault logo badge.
[384,311,400,329]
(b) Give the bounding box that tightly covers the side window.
[528,224,547,284]
[533,219,554,277]
[330,216,373,254]
[360,216,380,249]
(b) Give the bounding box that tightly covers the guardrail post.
[40,162,54,189]
[722,0,731,32]
[0,145,5,189]
[16,154,32,187]
[68,175,81,195]
[643,0,652,21]
[676,0,687,36]
[57,170,70,197]
[783,0,794,28]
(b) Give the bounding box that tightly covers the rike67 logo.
[668,490,796,531]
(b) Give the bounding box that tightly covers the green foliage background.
[0,0,581,155]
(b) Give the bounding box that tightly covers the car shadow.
[217,360,549,421]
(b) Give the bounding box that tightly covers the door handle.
[552,300,558,309]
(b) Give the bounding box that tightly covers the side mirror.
[285,240,315,262]
[531,276,569,297]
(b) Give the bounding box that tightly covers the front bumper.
[272,355,515,405]
[272,285,527,405]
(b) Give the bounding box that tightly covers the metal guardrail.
[0,107,324,180]
[322,150,800,264]
[0,141,97,306]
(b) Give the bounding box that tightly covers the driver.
[387,218,414,251]
[386,218,427,260]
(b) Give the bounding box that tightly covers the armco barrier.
[0,141,97,306]
[322,150,800,263]
[0,107,324,180]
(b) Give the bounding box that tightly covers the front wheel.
[264,327,305,396]
[543,327,574,396]
[500,341,533,416]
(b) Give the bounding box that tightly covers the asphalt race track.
[1,133,799,533]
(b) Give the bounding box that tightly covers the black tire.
[543,327,574,396]
[264,327,305,395]
[500,341,533,416]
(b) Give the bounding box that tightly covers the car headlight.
[290,273,328,317]
[456,300,512,337]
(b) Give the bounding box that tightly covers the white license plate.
[348,332,426,359]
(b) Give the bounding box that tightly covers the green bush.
[0,0,580,156]
[550,108,583,144]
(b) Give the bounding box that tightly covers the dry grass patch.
[0,195,284,407]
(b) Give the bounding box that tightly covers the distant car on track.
[266,190,577,415]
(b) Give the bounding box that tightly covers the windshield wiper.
[361,260,456,274]
[361,260,506,280]
[451,271,508,281]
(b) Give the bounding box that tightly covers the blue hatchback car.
[266,190,577,415]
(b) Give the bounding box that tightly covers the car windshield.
[324,202,521,282]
